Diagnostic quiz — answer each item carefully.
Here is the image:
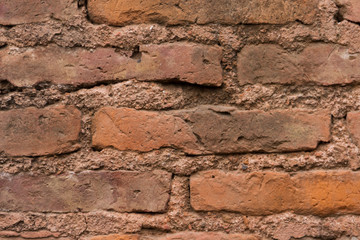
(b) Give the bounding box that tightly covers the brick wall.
[1,0,360,239]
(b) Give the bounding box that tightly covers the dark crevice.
[334,2,345,23]
[130,45,142,62]
[346,19,360,26]
[0,43,7,49]
[78,0,86,7]
[0,79,18,95]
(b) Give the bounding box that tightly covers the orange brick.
[191,170,360,216]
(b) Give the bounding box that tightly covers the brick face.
[0,0,75,25]
[0,171,171,213]
[336,0,360,23]
[190,170,360,216]
[0,105,81,157]
[238,44,360,85]
[150,232,260,240]
[87,235,139,240]
[347,111,360,147]
[87,0,318,26]
[91,107,201,154]
[92,106,330,154]
[0,43,222,87]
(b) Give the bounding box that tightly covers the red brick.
[92,106,330,154]
[0,0,75,25]
[88,0,318,26]
[0,105,81,157]
[92,107,201,154]
[0,170,171,213]
[347,111,360,147]
[150,232,260,240]
[238,44,360,85]
[336,0,360,23]
[0,43,222,87]
[185,106,330,153]
[191,170,360,216]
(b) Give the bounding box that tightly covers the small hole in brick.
[334,6,344,22]
[130,46,142,63]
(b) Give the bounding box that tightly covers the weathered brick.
[0,0,75,25]
[191,170,360,216]
[92,107,201,155]
[0,43,222,87]
[0,231,19,237]
[0,171,171,213]
[336,0,360,23]
[20,231,60,239]
[238,44,360,85]
[92,106,330,154]
[185,106,330,153]
[150,232,260,240]
[347,111,360,147]
[87,234,139,240]
[87,0,318,26]
[0,105,81,157]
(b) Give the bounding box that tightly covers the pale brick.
[0,171,171,213]
[238,44,360,85]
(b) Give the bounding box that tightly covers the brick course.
[0,105,81,156]
[238,44,360,85]
[88,0,318,26]
[0,171,171,213]
[0,44,222,87]
[92,106,330,154]
[191,170,360,216]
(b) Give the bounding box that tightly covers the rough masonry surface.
[0,105,81,156]
[92,106,331,154]
[0,170,171,213]
[88,0,318,26]
[238,44,360,85]
[0,43,222,87]
[191,170,360,216]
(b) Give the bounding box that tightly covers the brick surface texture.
[336,0,360,23]
[191,170,360,216]
[1,0,360,239]
[0,105,81,156]
[0,170,171,213]
[238,44,360,85]
[0,44,222,87]
[88,0,319,25]
[92,106,330,154]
